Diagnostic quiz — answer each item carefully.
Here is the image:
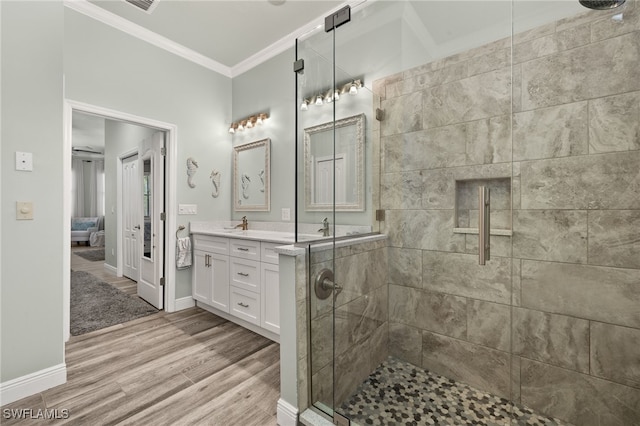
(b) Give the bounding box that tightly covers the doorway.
[63,100,179,341]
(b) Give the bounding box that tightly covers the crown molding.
[64,0,232,77]
[230,0,364,77]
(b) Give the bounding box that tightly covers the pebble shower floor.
[338,357,571,426]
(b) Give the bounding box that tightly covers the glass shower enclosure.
[295,1,639,424]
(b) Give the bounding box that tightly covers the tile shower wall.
[377,6,640,426]
[304,239,389,410]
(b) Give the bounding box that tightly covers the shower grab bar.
[478,186,490,265]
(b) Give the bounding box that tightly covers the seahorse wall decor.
[258,169,265,193]
[241,173,251,199]
[186,157,198,188]
[210,170,221,198]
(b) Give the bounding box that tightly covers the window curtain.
[72,158,105,217]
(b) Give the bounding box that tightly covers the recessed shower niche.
[454,177,513,236]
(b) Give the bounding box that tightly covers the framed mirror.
[233,138,270,211]
[304,113,365,211]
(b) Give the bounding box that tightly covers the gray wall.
[103,120,157,269]
[1,1,65,382]
[64,8,233,298]
[380,6,640,425]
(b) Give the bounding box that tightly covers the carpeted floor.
[74,248,105,262]
[70,270,158,336]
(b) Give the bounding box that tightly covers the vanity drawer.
[261,242,281,265]
[229,286,260,326]
[230,238,260,261]
[192,234,229,255]
[230,258,260,293]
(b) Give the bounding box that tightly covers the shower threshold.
[338,357,571,426]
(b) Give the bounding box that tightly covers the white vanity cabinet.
[192,234,281,341]
[192,235,230,312]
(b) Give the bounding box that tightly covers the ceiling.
[86,0,344,73]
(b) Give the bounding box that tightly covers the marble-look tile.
[382,124,467,173]
[512,307,590,373]
[464,233,512,259]
[591,4,640,42]
[423,68,511,129]
[588,210,640,269]
[590,322,640,389]
[403,60,444,79]
[522,32,640,110]
[511,356,522,404]
[385,210,465,252]
[589,91,640,153]
[554,8,601,32]
[512,258,522,307]
[297,353,309,411]
[422,331,511,399]
[388,247,422,289]
[456,177,511,211]
[389,322,422,366]
[520,151,640,210]
[466,300,511,352]
[422,251,511,304]
[421,168,456,210]
[467,48,510,77]
[521,260,640,328]
[380,92,423,137]
[380,171,424,210]
[513,63,523,113]
[513,23,590,64]
[521,358,640,426]
[513,102,588,161]
[296,298,308,362]
[513,210,588,263]
[464,115,512,166]
[295,255,308,302]
[334,248,388,308]
[389,284,467,339]
[335,286,388,355]
[401,62,468,95]
[310,362,333,409]
[309,311,333,374]
[335,324,388,406]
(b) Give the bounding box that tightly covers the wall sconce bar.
[299,79,363,111]
[229,112,269,134]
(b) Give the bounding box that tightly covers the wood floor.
[2,246,281,425]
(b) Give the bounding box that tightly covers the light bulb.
[315,96,323,106]
[300,101,308,111]
[349,83,358,95]
[229,126,235,134]
[256,116,263,125]
[334,90,340,101]
[237,123,244,131]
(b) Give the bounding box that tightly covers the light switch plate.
[281,208,291,221]
[178,204,198,215]
[17,202,34,220]
[16,152,33,171]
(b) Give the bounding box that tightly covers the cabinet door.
[261,262,280,335]
[192,250,211,303]
[210,253,230,313]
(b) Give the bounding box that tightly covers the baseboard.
[277,398,298,426]
[103,263,117,275]
[0,363,66,406]
[174,296,195,311]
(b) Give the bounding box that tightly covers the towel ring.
[176,225,186,239]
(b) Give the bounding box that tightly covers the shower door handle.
[478,186,490,265]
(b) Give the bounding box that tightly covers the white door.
[122,154,139,281]
[137,131,165,309]
[314,154,346,204]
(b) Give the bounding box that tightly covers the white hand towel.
[176,236,192,269]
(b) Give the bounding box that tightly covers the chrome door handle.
[478,186,490,265]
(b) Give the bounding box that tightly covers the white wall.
[1,1,65,383]
[103,120,157,269]
[64,8,233,298]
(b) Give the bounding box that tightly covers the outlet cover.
[281,208,291,221]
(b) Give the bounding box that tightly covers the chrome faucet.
[318,217,330,237]
[235,216,248,231]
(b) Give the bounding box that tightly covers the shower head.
[579,0,626,10]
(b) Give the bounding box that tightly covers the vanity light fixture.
[228,113,269,134]
[299,79,363,111]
